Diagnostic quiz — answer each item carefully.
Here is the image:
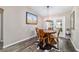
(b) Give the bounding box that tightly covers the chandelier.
[46,6,52,21]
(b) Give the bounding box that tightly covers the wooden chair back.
[36,28,39,38]
[36,28,48,48]
[56,29,61,41]
[36,28,46,42]
[49,28,61,45]
[38,29,45,42]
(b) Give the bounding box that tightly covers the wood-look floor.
[0,42,3,49]
[0,37,76,52]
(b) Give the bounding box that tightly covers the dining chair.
[36,28,46,42]
[49,28,61,50]
[54,28,61,49]
[49,34,57,45]
[35,28,48,50]
[36,28,39,39]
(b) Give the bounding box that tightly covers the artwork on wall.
[26,12,38,25]
[70,11,75,30]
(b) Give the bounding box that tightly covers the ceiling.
[31,6,73,17]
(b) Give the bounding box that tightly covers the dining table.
[40,29,57,50]
[44,30,56,34]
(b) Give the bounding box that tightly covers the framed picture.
[70,11,75,30]
[26,12,38,25]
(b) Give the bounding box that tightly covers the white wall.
[0,6,42,48]
[65,14,71,29]
[0,13,1,41]
[37,17,44,29]
[71,7,79,51]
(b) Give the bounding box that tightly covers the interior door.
[0,13,1,41]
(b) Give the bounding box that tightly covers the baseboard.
[70,39,79,52]
[3,35,36,48]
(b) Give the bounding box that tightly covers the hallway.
[0,37,76,52]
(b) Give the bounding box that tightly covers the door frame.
[0,8,4,48]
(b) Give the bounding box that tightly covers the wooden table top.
[44,30,56,34]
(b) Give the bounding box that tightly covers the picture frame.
[70,11,75,30]
[26,12,38,25]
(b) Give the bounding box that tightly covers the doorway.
[0,8,3,49]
